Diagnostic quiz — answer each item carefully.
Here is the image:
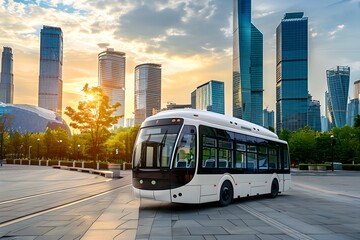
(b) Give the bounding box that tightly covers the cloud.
[329,24,345,38]
[97,43,110,49]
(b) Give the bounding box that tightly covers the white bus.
[132,109,291,206]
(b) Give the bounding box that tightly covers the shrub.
[342,164,360,171]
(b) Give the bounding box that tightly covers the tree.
[65,84,122,160]
[354,114,360,128]
[288,127,316,164]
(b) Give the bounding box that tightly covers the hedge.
[298,163,331,170]
[342,164,360,171]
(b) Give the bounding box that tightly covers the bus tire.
[219,181,233,207]
[270,179,279,198]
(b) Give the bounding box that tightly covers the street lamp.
[77,144,80,160]
[37,138,40,159]
[19,145,23,159]
[58,140,62,159]
[28,146,32,160]
[330,135,336,172]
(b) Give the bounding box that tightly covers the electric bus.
[132,109,291,206]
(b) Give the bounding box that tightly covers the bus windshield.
[133,125,182,169]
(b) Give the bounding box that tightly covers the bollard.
[82,161,84,168]
[123,162,126,170]
[73,160,76,168]
[46,160,49,166]
[96,161,99,170]
[39,160,42,166]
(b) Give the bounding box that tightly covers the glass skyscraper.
[263,109,274,129]
[326,66,350,128]
[347,99,359,127]
[0,47,14,103]
[38,26,63,116]
[134,63,161,125]
[98,48,126,128]
[191,80,225,114]
[233,0,263,125]
[276,12,308,133]
[308,99,321,132]
[354,79,360,100]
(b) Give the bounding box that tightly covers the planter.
[316,166,326,171]
[308,165,317,171]
[108,164,121,178]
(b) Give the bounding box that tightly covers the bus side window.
[269,148,278,169]
[202,136,217,168]
[174,126,197,169]
[258,146,268,170]
[284,147,290,170]
[235,143,246,169]
[247,145,257,172]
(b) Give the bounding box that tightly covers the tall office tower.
[276,12,308,134]
[38,26,63,116]
[347,99,359,126]
[134,63,161,125]
[325,91,333,131]
[233,0,263,125]
[98,48,126,128]
[321,116,328,132]
[354,79,360,100]
[191,80,225,114]
[263,109,275,129]
[326,66,350,128]
[0,47,14,103]
[308,98,321,132]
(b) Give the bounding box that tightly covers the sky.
[1,0,360,126]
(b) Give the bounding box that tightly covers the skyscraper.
[354,79,360,100]
[38,26,63,116]
[347,99,359,127]
[308,98,321,132]
[0,47,14,103]
[191,80,225,114]
[233,0,263,125]
[98,48,126,128]
[134,63,161,125]
[263,109,274,130]
[276,12,308,133]
[326,66,350,128]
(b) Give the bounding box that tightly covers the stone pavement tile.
[214,235,260,240]
[117,220,138,229]
[177,214,210,220]
[59,235,82,240]
[42,215,80,221]
[344,233,360,239]
[136,225,151,235]
[187,226,228,235]
[228,219,247,227]
[271,235,300,240]
[256,235,286,240]
[114,229,137,240]
[172,220,202,228]
[34,235,62,240]
[243,219,269,227]
[196,219,235,227]
[81,230,123,240]
[173,236,206,240]
[222,225,257,235]
[152,220,171,227]
[309,233,357,240]
[149,237,172,240]
[172,227,190,236]
[34,221,71,227]
[138,217,154,226]
[203,236,216,240]
[0,237,38,240]
[208,213,238,220]
[90,220,124,230]
[323,224,359,233]
[8,226,54,236]
[254,226,284,235]
[149,226,171,237]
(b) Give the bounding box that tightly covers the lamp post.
[37,138,40,159]
[58,140,62,160]
[28,146,32,160]
[77,144,80,160]
[330,135,336,172]
[19,145,23,159]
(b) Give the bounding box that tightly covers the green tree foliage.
[65,84,122,159]
[288,127,316,165]
[354,114,360,128]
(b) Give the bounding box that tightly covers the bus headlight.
[139,180,143,184]
[151,180,156,185]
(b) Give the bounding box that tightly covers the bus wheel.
[219,181,233,207]
[270,179,279,198]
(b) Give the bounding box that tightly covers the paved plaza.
[0,164,359,240]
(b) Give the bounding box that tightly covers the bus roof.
[146,109,281,142]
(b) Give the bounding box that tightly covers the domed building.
[0,103,70,134]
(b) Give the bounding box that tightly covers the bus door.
[171,125,198,202]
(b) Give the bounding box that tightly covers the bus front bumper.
[133,187,171,202]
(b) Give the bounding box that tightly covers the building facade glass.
[263,109,274,129]
[347,99,359,127]
[192,80,225,114]
[233,0,263,124]
[0,47,14,104]
[0,103,70,134]
[134,63,161,125]
[98,48,126,128]
[38,26,63,116]
[308,100,321,132]
[276,12,308,134]
[354,79,360,100]
[326,66,350,128]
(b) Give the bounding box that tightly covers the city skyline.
[1,0,360,126]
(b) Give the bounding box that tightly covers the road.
[0,165,359,239]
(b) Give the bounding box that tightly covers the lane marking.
[238,204,315,240]
[0,184,132,228]
[293,183,360,199]
[0,180,112,205]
